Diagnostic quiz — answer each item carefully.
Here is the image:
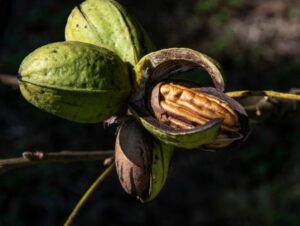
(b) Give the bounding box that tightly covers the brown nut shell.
[115,119,152,200]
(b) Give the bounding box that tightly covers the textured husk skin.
[115,119,174,202]
[19,41,131,123]
[147,140,173,201]
[65,0,156,66]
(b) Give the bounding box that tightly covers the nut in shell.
[130,48,249,149]
[150,82,248,149]
[115,119,173,202]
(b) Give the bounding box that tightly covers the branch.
[226,90,300,101]
[0,73,18,88]
[228,89,300,123]
[0,150,114,174]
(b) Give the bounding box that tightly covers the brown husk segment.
[198,87,249,148]
[115,119,152,200]
[197,87,250,147]
[145,49,224,91]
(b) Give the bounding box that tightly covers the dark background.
[1,0,300,225]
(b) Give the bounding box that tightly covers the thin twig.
[64,161,115,226]
[227,89,300,123]
[226,90,300,101]
[0,150,114,174]
[0,73,18,88]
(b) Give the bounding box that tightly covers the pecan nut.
[130,48,249,149]
[151,83,240,132]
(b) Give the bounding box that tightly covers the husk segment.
[132,48,225,100]
[194,87,250,148]
[130,104,222,149]
[148,140,173,201]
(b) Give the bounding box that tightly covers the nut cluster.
[18,0,250,203]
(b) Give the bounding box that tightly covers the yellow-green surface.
[19,41,131,123]
[148,141,174,201]
[65,0,156,66]
[131,107,221,149]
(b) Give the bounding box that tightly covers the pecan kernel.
[155,83,240,132]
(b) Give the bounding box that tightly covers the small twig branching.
[226,90,300,101]
[0,150,114,174]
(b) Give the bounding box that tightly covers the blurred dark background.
[1,0,300,225]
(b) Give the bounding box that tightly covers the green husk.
[19,41,131,123]
[65,0,156,66]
